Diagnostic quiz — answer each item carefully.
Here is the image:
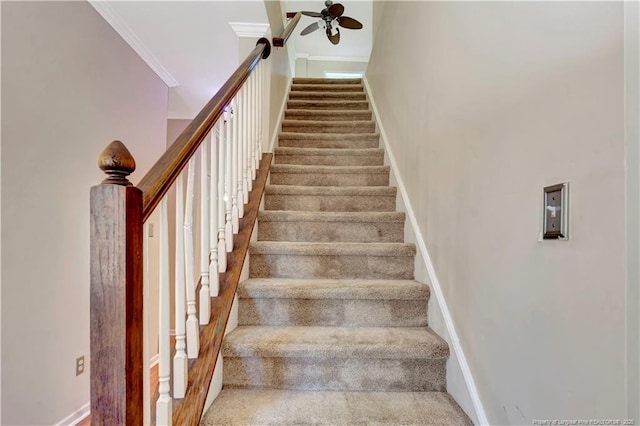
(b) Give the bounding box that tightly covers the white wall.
[295,57,367,78]
[367,2,628,424]
[1,2,168,424]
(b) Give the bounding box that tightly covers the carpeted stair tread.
[280,132,380,149]
[279,131,379,141]
[259,210,404,223]
[202,389,472,426]
[282,120,375,134]
[293,77,362,84]
[287,100,370,110]
[249,241,415,257]
[270,165,389,186]
[291,84,364,92]
[264,185,397,212]
[274,147,384,165]
[271,164,388,174]
[223,326,448,359]
[265,185,395,196]
[258,211,404,242]
[238,279,428,327]
[249,242,414,279]
[239,278,428,300]
[284,109,372,121]
[289,91,367,100]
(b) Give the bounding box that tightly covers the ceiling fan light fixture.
[297,1,362,45]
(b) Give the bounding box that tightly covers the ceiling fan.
[299,1,363,45]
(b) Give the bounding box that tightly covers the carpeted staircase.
[202,78,472,425]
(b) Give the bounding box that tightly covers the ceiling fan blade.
[328,3,344,17]
[326,27,340,45]
[301,21,321,35]
[301,11,322,17]
[337,16,363,30]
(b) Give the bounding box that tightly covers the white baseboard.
[56,353,162,426]
[268,76,292,153]
[362,77,489,426]
[55,402,90,426]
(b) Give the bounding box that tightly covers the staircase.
[202,78,471,425]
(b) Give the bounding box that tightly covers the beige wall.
[295,58,367,78]
[1,2,168,424]
[264,0,293,151]
[367,2,628,423]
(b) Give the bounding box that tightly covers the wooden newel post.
[90,140,143,425]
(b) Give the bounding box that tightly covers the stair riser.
[287,101,370,110]
[265,194,396,212]
[270,172,389,187]
[223,357,446,392]
[293,78,362,85]
[274,154,384,166]
[289,92,367,100]
[284,112,372,121]
[282,123,375,134]
[290,85,364,92]
[278,139,379,149]
[249,254,414,279]
[258,221,404,242]
[238,298,428,327]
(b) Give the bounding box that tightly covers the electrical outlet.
[76,356,85,376]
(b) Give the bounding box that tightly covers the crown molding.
[89,1,179,88]
[295,54,370,63]
[229,22,271,38]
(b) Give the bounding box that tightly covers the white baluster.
[242,83,250,201]
[255,63,262,169]
[156,198,172,424]
[184,159,200,359]
[251,71,258,180]
[200,140,211,323]
[173,173,188,399]
[143,223,151,425]
[225,107,234,252]
[231,98,240,234]
[237,88,245,219]
[217,121,228,272]
[209,127,221,292]
[258,61,264,162]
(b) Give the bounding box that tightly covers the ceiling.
[285,0,373,60]
[91,1,372,119]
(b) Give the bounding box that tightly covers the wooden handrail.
[138,38,270,222]
[273,12,301,47]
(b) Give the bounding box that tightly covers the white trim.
[296,53,369,63]
[89,1,179,88]
[150,353,160,368]
[55,402,90,426]
[363,76,489,426]
[268,77,292,153]
[229,22,270,38]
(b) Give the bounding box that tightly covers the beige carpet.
[201,78,472,426]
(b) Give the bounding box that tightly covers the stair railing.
[89,13,300,426]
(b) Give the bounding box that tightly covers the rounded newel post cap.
[257,37,271,59]
[98,140,136,186]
